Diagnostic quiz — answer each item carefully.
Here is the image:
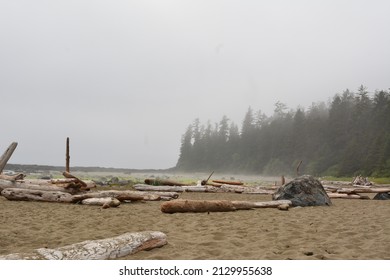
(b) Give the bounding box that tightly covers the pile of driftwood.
[322,180,390,200]
[140,176,277,195]
[0,142,179,208]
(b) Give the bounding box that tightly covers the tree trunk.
[160,199,292,213]
[1,188,73,203]
[0,231,167,260]
[0,142,18,173]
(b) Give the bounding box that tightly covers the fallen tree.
[160,199,292,213]
[0,231,167,260]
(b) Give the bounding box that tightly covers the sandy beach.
[0,190,389,260]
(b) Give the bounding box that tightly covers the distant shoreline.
[4,163,173,174]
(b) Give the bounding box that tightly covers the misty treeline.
[175,86,390,177]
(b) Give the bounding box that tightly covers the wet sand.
[0,192,389,260]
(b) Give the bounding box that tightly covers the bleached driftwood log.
[1,188,73,203]
[0,142,18,174]
[337,187,390,194]
[0,231,167,260]
[81,197,121,207]
[160,199,292,213]
[0,179,82,194]
[0,173,25,181]
[327,193,370,199]
[72,190,179,203]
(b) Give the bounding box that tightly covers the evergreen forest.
[175,86,390,177]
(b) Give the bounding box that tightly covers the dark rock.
[373,192,390,200]
[273,175,332,207]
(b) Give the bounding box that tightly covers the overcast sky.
[1,0,389,169]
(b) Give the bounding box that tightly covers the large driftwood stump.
[160,199,292,213]
[0,231,167,260]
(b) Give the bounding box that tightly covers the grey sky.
[1,0,390,169]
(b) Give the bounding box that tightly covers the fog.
[1,0,390,169]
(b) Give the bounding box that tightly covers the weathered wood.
[144,178,188,186]
[0,179,78,194]
[0,142,18,173]
[1,188,73,203]
[72,190,166,202]
[0,231,167,260]
[0,173,25,181]
[201,171,214,185]
[66,137,70,173]
[212,179,244,186]
[296,160,303,176]
[134,184,211,193]
[63,171,87,188]
[160,199,292,213]
[81,197,121,207]
[328,193,370,199]
[337,187,390,194]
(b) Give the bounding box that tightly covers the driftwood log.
[1,188,74,203]
[337,187,390,194]
[0,178,92,194]
[0,142,18,174]
[327,193,370,199]
[212,179,244,186]
[0,231,167,260]
[72,190,178,203]
[0,173,25,181]
[144,178,187,186]
[160,199,292,213]
[81,197,121,207]
[1,188,179,204]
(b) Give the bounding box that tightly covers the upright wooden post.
[296,160,303,176]
[0,142,18,174]
[66,137,70,173]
